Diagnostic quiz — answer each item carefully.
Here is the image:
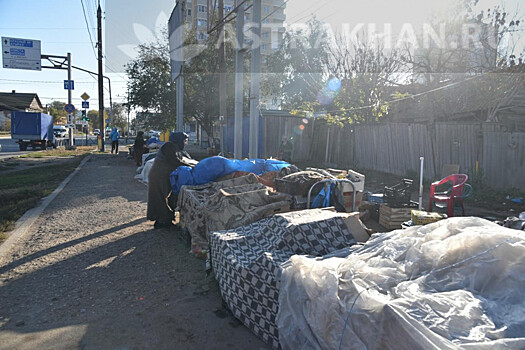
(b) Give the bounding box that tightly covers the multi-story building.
[185,0,286,63]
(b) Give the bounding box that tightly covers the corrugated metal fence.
[260,116,525,190]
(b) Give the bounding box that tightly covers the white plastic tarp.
[277,217,525,349]
[134,158,155,184]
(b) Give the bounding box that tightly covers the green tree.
[108,103,127,134]
[326,37,404,124]
[182,27,237,139]
[47,100,68,124]
[262,18,330,111]
[125,33,177,131]
[125,27,238,139]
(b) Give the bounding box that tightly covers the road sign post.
[64,80,74,90]
[2,37,42,71]
[64,104,75,114]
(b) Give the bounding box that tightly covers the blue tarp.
[170,156,290,194]
[146,137,162,146]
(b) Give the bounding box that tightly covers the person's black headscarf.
[169,132,189,150]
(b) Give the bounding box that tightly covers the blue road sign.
[64,104,75,114]
[82,101,89,109]
[64,80,75,90]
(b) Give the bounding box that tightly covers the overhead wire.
[261,0,290,23]
[316,73,487,115]
[80,0,98,59]
[285,0,331,26]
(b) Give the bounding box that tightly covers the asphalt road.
[0,136,128,160]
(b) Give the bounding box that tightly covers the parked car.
[93,129,100,136]
[149,130,160,138]
[53,125,68,138]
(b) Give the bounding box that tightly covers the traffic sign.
[82,101,89,109]
[64,80,75,90]
[2,37,41,71]
[81,92,90,100]
[64,104,75,113]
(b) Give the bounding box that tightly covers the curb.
[0,154,92,263]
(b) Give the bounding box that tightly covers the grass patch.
[17,146,96,159]
[0,156,86,233]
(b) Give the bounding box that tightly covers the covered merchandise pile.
[277,217,525,349]
[178,174,292,252]
[210,209,368,349]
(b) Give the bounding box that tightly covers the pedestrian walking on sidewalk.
[110,127,120,154]
[147,131,191,229]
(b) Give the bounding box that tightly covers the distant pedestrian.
[278,136,293,162]
[147,132,191,229]
[134,131,147,166]
[110,127,120,154]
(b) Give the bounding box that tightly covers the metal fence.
[260,115,525,190]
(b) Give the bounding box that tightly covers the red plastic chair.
[428,174,468,217]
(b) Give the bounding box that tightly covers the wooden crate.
[379,204,413,229]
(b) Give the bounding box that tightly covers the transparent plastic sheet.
[277,217,525,349]
[134,158,155,184]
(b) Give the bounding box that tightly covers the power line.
[286,1,330,26]
[0,75,127,84]
[261,0,290,23]
[81,0,98,59]
[319,74,486,115]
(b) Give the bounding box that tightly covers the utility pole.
[249,0,261,159]
[126,87,131,144]
[97,3,105,151]
[218,0,226,155]
[67,52,73,149]
[234,1,245,159]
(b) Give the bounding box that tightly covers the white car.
[53,125,68,138]
[149,130,160,138]
[93,129,100,136]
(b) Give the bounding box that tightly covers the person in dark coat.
[278,136,293,162]
[134,131,146,166]
[147,132,190,229]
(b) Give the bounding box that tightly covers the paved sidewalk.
[0,152,269,350]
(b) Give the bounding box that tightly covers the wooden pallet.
[379,204,413,229]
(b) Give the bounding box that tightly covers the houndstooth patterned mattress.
[210,209,359,349]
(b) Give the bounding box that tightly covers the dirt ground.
[0,152,270,350]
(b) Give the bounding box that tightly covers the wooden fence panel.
[260,119,521,189]
[434,123,481,177]
[483,132,525,190]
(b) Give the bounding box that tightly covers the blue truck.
[11,111,55,151]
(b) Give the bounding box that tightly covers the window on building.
[198,5,206,12]
[187,9,191,15]
[262,31,269,38]
[197,19,207,27]
[198,32,205,40]
[262,44,268,50]
[264,6,270,13]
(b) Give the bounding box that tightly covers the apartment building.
[185,0,286,61]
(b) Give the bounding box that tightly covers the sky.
[0,0,523,111]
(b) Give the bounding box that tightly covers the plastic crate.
[383,179,413,208]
